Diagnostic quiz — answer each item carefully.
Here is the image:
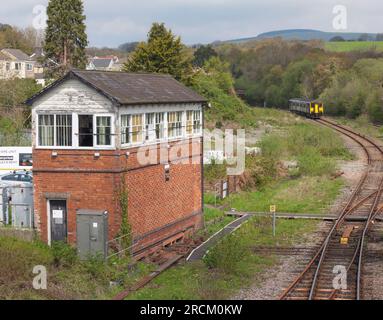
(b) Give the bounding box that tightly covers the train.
[289,99,324,119]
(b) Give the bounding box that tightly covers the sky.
[1,0,383,47]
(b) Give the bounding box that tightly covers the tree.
[123,23,193,84]
[0,79,42,110]
[44,0,88,72]
[193,45,218,67]
[118,42,139,53]
[367,90,383,124]
[376,34,383,41]
[330,36,345,42]
[358,33,370,41]
[0,25,35,54]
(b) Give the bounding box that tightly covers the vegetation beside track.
[224,176,343,214]
[330,115,383,141]
[128,216,318,300]
[126,108,354,300]
[205,107,353,214]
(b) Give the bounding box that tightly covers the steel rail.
[279,168,369,299]
[307,174,383,300]
[356,180,383,299]
[328,197,383,300]
[310,119,383,300]
[280,118,383,300]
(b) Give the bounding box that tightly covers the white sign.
[93,222,98,228]
[52,210,63,219]
[0,147,33,173]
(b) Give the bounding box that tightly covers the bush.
[204,160,227,183]
[51,241,78,267]
[298,147,336,176]
[203,232,249,274]
[258,134,286,159]
[192,57,257,127]
[287,124,350,158]
[245,155,278,188]
[367,90,383,124]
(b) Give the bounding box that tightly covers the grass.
[0,237,152,300]
[201,207,235,236]
[332,115,383,140]
[127,216,318,300]
[223,176,343,214]
[325,41,383,52]
[252,107,304,128]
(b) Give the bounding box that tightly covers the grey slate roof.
[90,58,113,69]
[1,48,31,61]
[26,70,207,106]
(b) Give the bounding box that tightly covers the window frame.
[36,113,115,149]
[193,110,202,134]
[56,114,73,147]
[95,115,113,147]
[120,114,131,145]
[37,114,55,147]
[167,111,183,139]
[130,114,144,145]
[14,62,22,71]
[186,111,194,136]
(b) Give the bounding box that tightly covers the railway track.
[280,118,383,300]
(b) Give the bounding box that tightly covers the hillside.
[227,29,378,43]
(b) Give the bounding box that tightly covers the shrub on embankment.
[257,122,352,179]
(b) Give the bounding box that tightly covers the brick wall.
[33,138,203,251]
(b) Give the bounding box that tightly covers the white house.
[0,48,35,80]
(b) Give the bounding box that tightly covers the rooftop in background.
[1,48,32,61]
[30,47,45,60]
[26,70,207,106]
[90,58,114,69]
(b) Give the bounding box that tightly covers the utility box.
[0,183,33,228]
[76,209,108,260]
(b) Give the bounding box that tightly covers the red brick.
[33,139,203,253]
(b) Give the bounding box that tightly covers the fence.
[205,175,240,204]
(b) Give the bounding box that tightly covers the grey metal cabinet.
[76,209,108,260]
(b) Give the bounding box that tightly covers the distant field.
[325,41,383,52]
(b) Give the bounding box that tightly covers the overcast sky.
[1,0,382,47]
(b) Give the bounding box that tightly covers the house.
[26,70,207,258]
[0,48,35,79]
[0,48,46,85]
[87,56,122,71]
[30,47,46,86]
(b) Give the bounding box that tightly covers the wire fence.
[106,233,136,260]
